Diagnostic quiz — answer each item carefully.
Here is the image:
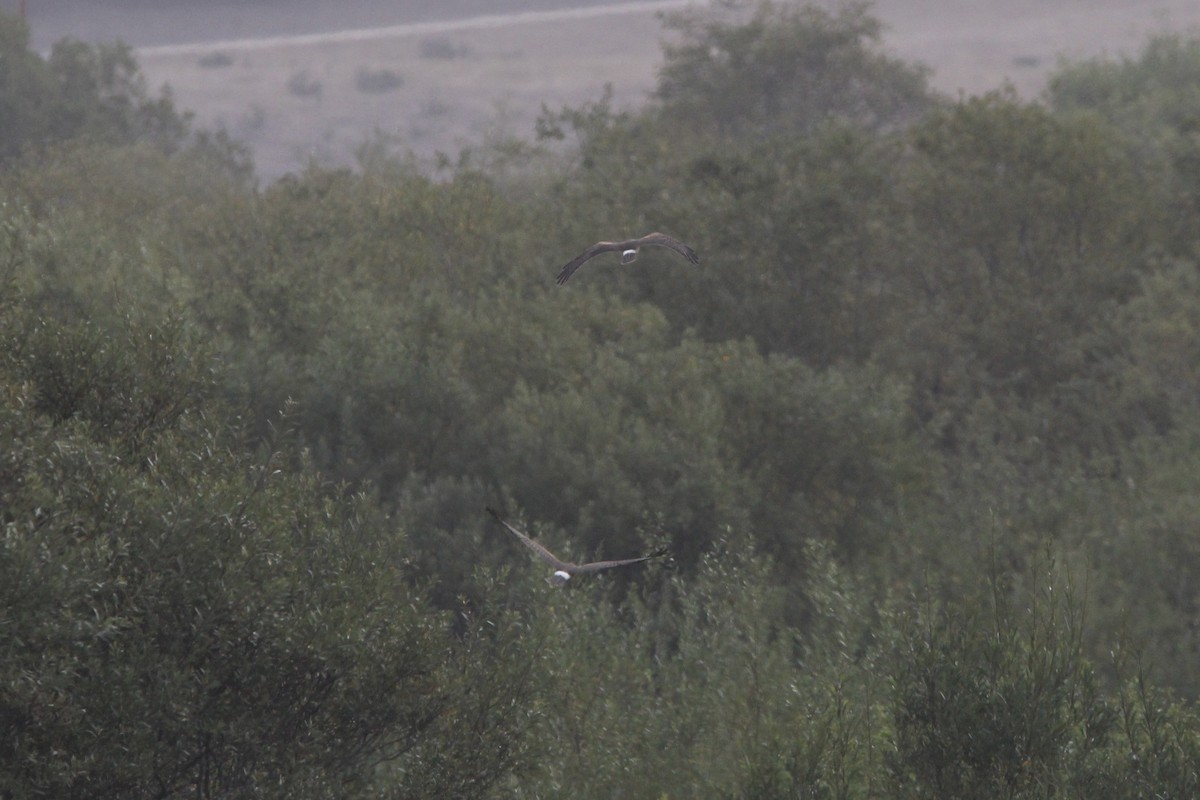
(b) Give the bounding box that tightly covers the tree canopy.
[4,3,1200,796]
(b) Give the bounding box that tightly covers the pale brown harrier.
[486,508,667,586]
[555,232,699,285]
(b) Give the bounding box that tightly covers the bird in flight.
[556,232,699,285]
[486,508,667,586]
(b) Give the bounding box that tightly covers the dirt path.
[24,0,635,51]
[137,0,693,57]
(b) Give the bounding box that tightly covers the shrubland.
[3,2,1200,795]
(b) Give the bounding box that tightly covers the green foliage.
[886,548,1200,799]
[140,157,922,592]
[888,552,1105,797]
[1112,670,1200,797]
[488,336,922,573]
[0,301,534,797]
[379,583,544,800]
[0,14,58,161]
[656,1,935,138]
[516,541,886,799]
[1082,421,1200,698]
[537,5,933,365]
[890,92,1155,465]
[4,3,1200,795]
[0,12,204,163]
[1047,34,1200,246]
[5,310,209,455]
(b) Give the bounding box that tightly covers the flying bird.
[486,508,667,586]
[556,232,699,285]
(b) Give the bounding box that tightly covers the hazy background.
[21,0,625,49]
[19,0,1200,180]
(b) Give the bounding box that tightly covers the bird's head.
[620,248,638,264]
[548,570,571,587]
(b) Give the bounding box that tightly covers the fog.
[19,0,1200,180]
[22,0,626,50]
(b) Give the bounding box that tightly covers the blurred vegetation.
[3,1,1200,795]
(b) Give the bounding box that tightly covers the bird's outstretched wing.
[636,232,700,265]
[556,233,699,285]
[571,546,670,574]
[556,241,623,285]
[486,509,669,578]
[486,507,573,571]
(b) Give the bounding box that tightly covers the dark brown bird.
[556,232,699,285]
[486,508,667,586]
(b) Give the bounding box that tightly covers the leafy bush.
[657,0,936,138]
[197,51,233,68]
[355,67,405,94]
[0,12,193,161]
[286,70,323,99]
[1047,34,1200,247]
[419,37,470,60]
[0,300,538,798]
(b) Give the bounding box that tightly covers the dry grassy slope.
[134,0,1200,181]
